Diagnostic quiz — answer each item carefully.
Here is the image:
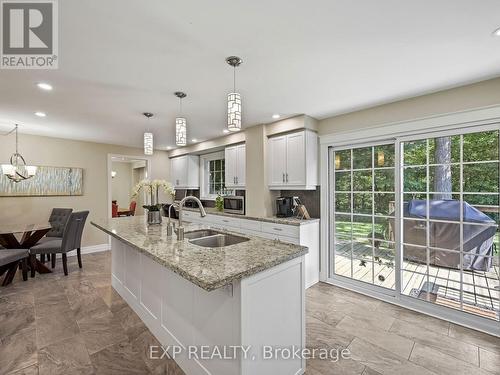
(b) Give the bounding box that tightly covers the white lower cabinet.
[110,237,305,375]
[181,211,320,288]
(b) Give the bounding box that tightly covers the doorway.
[107,155,151,218]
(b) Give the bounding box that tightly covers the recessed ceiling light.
[223,129,230,134]
[272,114,281,119]
[34,112,46,117]
[493,27,500,37]
[166,146,172,150]
[36,82,53,91]
[191,139,197,142]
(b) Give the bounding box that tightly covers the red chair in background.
[129,201,137,216]
[112,203,118,218]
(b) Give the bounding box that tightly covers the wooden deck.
[334,241,500,320]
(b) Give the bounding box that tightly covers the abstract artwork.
[0,166,83,196]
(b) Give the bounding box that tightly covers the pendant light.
[175,91,187,146]
[1,124,37,182]
[226,56,242,132]
[143,112,154,155]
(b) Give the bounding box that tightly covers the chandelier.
[174,92,187,146]
[1,124,37,182]
[143,112,154,155]
[226,56,242,132]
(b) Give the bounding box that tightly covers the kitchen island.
[92,216,308,375]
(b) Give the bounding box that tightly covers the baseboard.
[67,243,110,257]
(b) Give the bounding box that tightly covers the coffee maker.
[276,196,300,217]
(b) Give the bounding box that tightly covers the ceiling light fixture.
[35,112,46,117]
[36,82,53,91]
[272,114,281,119]
[1,124,37,182]
[175,92,187,146]
[143,112,154,155]
[191,139,197,142]
[493,27,500,37]
[226,56,243,132]
[223,129,230,134]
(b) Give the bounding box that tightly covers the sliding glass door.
[330,127,500,323]
[400,130,499,321]
[331,142,396,290]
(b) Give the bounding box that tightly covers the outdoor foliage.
[334,130,500,243]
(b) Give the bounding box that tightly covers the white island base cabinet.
[110,238,306,375]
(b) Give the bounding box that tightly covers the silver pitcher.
[147,211,162,225]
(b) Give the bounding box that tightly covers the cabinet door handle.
[222,219,230,223]
[236,176,238,184]
[282,173,285,183]
[286,173,289,183]
[273,227,283,232]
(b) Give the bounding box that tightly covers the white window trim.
[200,151,225,200]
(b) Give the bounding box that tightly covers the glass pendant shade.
[227,92,242,132]
[1,164,15,176]
[144,132,153,155]
[25,165,37,176]
[176,117,187,146]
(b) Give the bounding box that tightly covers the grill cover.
[401,200,497,271]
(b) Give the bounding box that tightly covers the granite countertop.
[184,207,320,226]
[91,216,308,292]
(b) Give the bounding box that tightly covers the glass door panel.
[401,130,499,322]
[332,143,396,290]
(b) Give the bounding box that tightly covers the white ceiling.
[1,0,500,150]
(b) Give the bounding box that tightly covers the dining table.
[0,223,53,276]
[117,208,133,216]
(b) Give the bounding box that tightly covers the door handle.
[236,176,238,184]
[286,173,289,183]
[282,173,285,183]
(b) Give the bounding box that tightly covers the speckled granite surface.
[91,216,308,292]
[184,207,320,226]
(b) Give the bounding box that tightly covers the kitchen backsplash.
[279,187,320,218]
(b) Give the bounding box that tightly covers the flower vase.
[147,210,162,225]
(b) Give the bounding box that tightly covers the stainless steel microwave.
[223,196,245,215]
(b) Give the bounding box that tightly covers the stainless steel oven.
[223,196,245,215]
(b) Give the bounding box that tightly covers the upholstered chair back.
[46,208,73,237]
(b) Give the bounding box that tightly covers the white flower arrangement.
[131,179,175,211]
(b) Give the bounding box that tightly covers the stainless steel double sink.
[184,229,249,248]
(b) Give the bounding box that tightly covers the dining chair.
[112,203,118,218]
[0,248,29,285]
[30,211,89,276]
[129,201,137,216]
[38,208,73,264]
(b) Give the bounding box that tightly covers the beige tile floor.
[0,252,184,375]
[0,251,499,375]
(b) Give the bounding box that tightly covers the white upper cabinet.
[170,155,199,189]
[268,130,318,190]
[268,135,287,186]
[225,144,246,189]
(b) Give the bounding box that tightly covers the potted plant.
[131,179,175,224]
[215,194,224,212]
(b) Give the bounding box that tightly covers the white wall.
[111,161,133,208]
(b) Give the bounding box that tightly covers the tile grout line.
[407,341,416,361]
